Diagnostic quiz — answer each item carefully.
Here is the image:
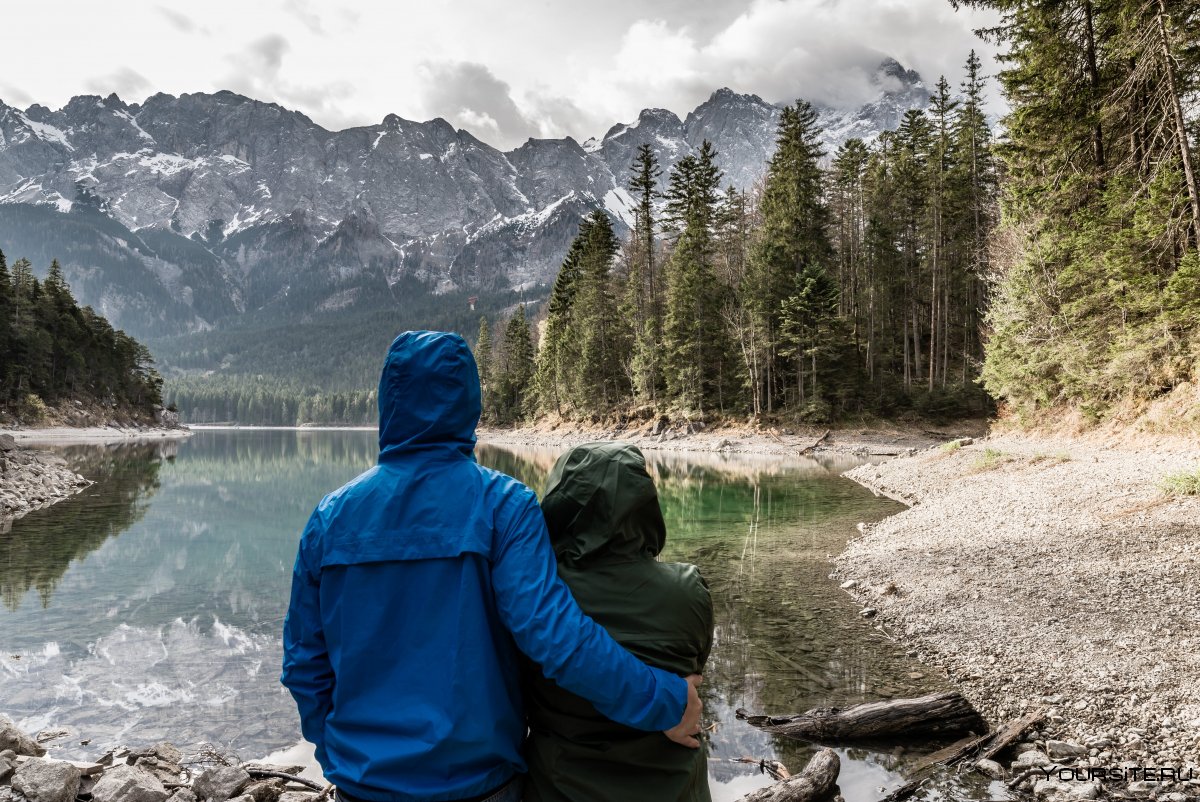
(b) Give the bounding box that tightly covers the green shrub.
[1161,468,1200,496]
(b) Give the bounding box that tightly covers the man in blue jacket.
[282,331,702,802]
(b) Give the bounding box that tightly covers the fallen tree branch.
[737,748,840,802]
[877,707,1045,802]
[247,769,324,791]
[731,757,791,781]
[737,691,986,743]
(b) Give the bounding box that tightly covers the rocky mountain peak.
[0,61,939,340]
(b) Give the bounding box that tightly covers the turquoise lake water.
[0,430,1006,801]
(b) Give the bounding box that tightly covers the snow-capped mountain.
[0,59,928,341]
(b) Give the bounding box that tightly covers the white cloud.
[0,0,1000,148]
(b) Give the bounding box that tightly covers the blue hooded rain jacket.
[281,331,688,802]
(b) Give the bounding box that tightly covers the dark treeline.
[478,52,998,425]
[956,0,1200,418]
[166,376,377,426]
[0,249,163,420]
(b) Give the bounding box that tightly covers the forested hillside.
[0,249,164,423]
[479,53,998,425]
[958,0,1200,419]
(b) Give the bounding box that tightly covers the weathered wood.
[737,691,986,743]
[876,707,1045,802]
[246,769,324,791]
[731,757,792,781]
[737,748,840,802]
[798,430,831,454]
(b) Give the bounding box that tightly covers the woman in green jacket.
[525,441,714,802]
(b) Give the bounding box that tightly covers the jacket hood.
[377,331,480,460]
[541,442,666,566]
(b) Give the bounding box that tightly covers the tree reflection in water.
[1,442,169,610]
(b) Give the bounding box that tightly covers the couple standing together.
[281,331,715,802]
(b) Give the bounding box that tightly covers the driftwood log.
[737,748,840,802]
[736,691,987,743]
[877,707,1046,802]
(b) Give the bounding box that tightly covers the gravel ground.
[835,433,1200,790]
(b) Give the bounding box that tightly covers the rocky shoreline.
[478,416,987,459]
[835,433,1200,801]
[0,435,92,527]
[1,716,325,802]
[0,426,192,527]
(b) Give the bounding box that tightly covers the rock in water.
[11,758,82,802]
[0,715,46,757]
[192,766,251,801]
[91,764,169,802]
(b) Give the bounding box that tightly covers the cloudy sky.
[2,0,1000,150]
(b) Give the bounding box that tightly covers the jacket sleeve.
[491,489,687,732]
[281,513,334,768]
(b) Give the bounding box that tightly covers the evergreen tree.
[0,250,12,395]
[0,249,163,418]
[572,211,628,414]
[474,317,494,423]
[955,0,1200,413]
[780,261,841,414]
[495,304,536,423]
[747,101,834,412]
[661,141,740,415]
[535,219,591,415]
[623,144,665,402]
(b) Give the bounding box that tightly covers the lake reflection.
[0,431,1005,801]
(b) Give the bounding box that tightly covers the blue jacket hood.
[378,331,480,460]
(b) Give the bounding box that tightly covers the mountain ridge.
[0,59,930,347]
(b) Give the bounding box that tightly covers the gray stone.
[241,780,283,802]
[11,759,81,802]
[0,716,44,757]
[1047,740,1088,759]
[1066,782,1100,800]
[1033,778,1071,798]
[277,794,317,802]
[1012,749,1052,768]
[974,758,1007,779]
[166,791,198,802]
[91,765,169,802]
[192,766,251,802]
[0,435,18,452]
[0,754,14,783]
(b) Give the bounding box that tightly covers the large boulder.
[11,758,81,802]
[0,716,45,757]
[192,766,251,802]
[91,764,169,802]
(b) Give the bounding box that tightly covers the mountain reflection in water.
[0,431,1007,801]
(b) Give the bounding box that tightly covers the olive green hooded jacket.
[525,442,714,802]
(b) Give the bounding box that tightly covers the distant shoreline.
[1,426,193,445]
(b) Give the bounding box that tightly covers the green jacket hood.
[541,441,666,566]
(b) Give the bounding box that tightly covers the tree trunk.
[737,691,986,742]
[736,749,840,802]
[1156,0,1200,243]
